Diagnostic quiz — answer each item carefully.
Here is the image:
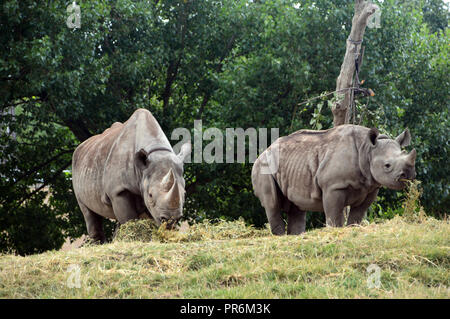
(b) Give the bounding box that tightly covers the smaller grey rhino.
[252,124,416,235]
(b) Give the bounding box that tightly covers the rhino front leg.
[287,205,306,235]
[111,191,140,224]
[347,189,379,225]
[78,201,106,243]
[322,189,346,227]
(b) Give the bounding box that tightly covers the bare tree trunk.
[332,0,379,127]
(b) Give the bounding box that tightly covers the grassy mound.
[0,215,448,298]
[113,218,270,243]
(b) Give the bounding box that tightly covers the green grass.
[0,216,448,298]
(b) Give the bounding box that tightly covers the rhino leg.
[110,191,140,224]
[287,205,306,235]
[322,189,346,227]
[254,175,285,235]
[78,202,106,243]
[266,207,286,235]
[347,189,379,225]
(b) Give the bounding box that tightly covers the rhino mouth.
[396,178,413,189]
[159,217,179,230]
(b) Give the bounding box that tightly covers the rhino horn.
[161,168,175,191]
[166,181,181,209]
[406,148,417,165]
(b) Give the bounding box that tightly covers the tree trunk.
[332,0,379,127]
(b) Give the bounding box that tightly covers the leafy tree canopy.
[0,0,448,254]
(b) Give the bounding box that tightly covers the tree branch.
[198,34,237,118]
[161,2,189,110]
[332,0,378,126]
[8,149,74,187]
[63,118,93,142]
[161,58,182,110]
[9,160,72,209]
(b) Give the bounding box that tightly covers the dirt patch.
[60,235,87,251]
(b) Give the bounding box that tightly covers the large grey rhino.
[72,109,191,242]
[252,124,416,235]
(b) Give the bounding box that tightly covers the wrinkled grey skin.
[72,109,191,242]
[252,124,416,235]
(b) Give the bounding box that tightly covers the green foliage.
[360,2,449,215]
[422,0,449,33]
[0,0,448,254]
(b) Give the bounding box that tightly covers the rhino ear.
[368,128,379,146]
[395,128,411,147]
[135,149,148,170]
[178,142,191,163]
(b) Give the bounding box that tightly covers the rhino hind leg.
[287,205,306,235]
[78,202,106,243]
[253,173,285,235]
[261,191,285,235]
[266,207,286,235]
[347,208,366,226]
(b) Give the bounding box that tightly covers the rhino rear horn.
[406,148,417,165]
[161,168,175,191]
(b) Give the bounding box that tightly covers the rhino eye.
[384,163,392,171]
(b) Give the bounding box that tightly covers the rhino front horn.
[161,168,175,191]
[166,181,181,209]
